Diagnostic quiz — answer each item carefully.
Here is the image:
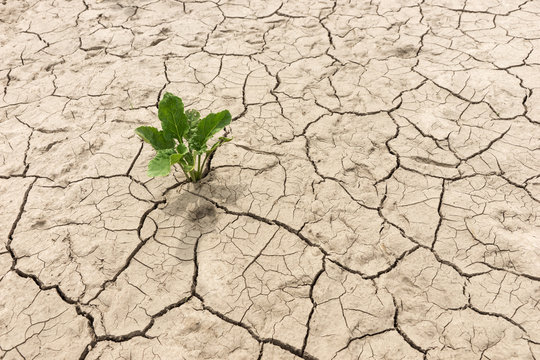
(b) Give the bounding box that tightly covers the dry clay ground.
[1,0,540,359]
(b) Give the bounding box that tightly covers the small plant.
[135,92,231,182]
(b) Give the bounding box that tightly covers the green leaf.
[208,136,232,154]
[176,142,188,155]
[170,153,183,166]
[135,126,175,150]
[148,149,175,177]
[185,109,200,124]
[172,152,194,174]
[190,110,231,152]
[181,152,195,172]
[170,151,194,174]
[185,109,201,147]
[198,110,231,140]
[158,93,188,141]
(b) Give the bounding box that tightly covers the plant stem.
[180,167,192,182]
[187,146,222,182]
[200,153,210,177]
[197,154,202,179]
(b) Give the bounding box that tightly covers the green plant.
[135,92,232,182]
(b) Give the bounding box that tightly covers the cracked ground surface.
[1,0,540,359]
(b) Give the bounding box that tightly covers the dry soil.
[1,0,540,359]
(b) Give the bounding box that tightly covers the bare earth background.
[1,0,540,359]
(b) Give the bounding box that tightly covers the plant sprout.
[135,92,231,182]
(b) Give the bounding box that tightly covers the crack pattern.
[1,0,540,359]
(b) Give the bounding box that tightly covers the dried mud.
[1,0,540,359]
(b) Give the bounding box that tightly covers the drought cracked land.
[1,0,540,359]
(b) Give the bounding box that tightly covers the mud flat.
[1,0,539,359]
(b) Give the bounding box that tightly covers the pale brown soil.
[1,0,540,359]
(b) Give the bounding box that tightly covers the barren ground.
[1,0,540,359]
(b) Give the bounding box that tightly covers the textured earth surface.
[1,0,540,359]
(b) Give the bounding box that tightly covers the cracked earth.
[1,0,540,359]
